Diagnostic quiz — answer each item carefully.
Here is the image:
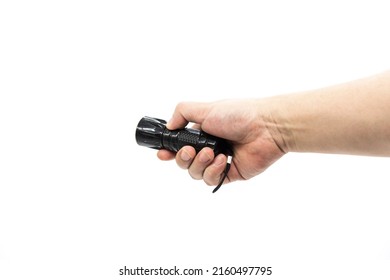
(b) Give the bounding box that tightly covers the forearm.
[263,71,390,156]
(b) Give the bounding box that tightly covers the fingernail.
[199,151,212,163]
[166,118,173,129]
[181,150,191,161]
[214,156,225,166]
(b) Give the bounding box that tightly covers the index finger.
[166,102,210,130]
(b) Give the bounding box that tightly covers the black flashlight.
[136,116,233,193]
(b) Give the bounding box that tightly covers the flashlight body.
[136,116,232,192]
[136,116,231,156]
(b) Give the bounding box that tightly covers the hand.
[157,99,285,187]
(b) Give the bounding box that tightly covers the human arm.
[157,71,390,186]
[267,71,390,156]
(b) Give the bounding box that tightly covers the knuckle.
[204,179,216,186]
[188,169,202,180]
[175,102,187,113]
[203,168,219,186]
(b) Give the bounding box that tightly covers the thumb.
[166,102,210,130]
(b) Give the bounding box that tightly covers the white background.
[1,1,390,279]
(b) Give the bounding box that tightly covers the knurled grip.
[177,129,200,146]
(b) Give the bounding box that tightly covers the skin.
[157,71,390,187]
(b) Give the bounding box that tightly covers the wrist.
[256,96,296,154]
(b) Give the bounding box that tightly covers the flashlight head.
[136,116,166,150]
